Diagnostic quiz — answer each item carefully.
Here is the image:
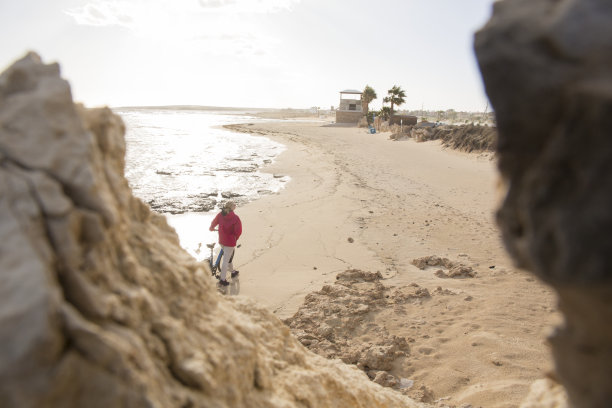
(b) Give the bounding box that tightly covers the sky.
[0,0,497,112]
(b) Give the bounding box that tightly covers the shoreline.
[230,120,560,407]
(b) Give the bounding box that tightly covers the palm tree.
[386,85,406,115]
[361,85,377,113]
[383,96,391,109]
[378,106,391,121]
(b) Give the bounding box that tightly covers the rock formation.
[390,124,497,153]
[411,256,476,279]
[284,269,450,404]
[475,0,612,406]
[0,53,423,407]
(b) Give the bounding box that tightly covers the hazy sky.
[1,0,496,111]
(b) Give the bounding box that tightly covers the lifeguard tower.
[335,89,364,124]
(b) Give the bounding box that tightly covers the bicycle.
[206,240,241,281]
[206,242,223,280]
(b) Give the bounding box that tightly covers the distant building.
[335,89,364,124]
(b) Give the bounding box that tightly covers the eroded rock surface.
[391,124,497,153]
[475,0,612,406]
[284,269,452,404]
[0,53,422,408]
[411,256,476,278]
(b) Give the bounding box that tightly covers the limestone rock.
[519,378,569,408]
[412,255,476,278]
[0,53,423,407]
[475,0,612,406]
[285,268,456,398]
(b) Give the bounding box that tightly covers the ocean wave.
[118,108,287,214]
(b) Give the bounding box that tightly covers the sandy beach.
[6,1,607,405]
[230,120,561,407]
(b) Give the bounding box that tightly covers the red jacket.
[210,210,242,247]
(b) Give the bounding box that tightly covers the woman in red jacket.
[209,201,242,286]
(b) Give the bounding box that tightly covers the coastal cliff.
[0,52,422,408]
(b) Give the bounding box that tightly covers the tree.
[377,106,391,121]
[361,85,377,114]
[386,85,406,115]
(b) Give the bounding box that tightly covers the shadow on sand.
[217,278,240,296]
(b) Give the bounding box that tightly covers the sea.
[114,107,289,261]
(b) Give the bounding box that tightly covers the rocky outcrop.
[390,124,497,153]
[0,53,422,407]
[411,256,476,278]
[284,269,449,404]
[475,0,612,406]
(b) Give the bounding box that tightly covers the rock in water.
[475,1,612,407]
[0,53,422,407]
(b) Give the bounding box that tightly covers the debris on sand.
[412,255,477,278]
[284,269,457,402]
